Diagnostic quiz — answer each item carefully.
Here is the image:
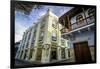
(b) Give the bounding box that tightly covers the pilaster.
[30,23,41,61]
[57,47,62,60]
[43,15,52,45]
[65,40,70,59]
[17,32,26,59]
[21,31,30,60]
[26,28,35,60]
[34,23,41,47]
[65,48,69,59]
[30,47,37,61]
[41,45,51,63]
[57,24,61,46]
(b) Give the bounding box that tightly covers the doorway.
[50,48,57,61]
[23,50,27,60]
[74,41,92,62]
[61,48,65,59]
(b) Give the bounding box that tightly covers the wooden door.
[74,41,92,62]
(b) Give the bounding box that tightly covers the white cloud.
[59,7,73,17]
[39,10,46,17]
[15,22,27,42]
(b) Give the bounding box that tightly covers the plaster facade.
[15,9,69,63]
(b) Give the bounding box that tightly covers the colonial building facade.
[15,9,69,63]
[59,7,95,62]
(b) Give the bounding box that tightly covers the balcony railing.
[61,15,95,33]
[51,41,57,46]
[71,15,95,30]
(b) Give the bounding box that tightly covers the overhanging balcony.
[71,15,95,30]
[61,15,95,34]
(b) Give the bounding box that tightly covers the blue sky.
[15,5,73,42]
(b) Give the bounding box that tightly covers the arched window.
[51,32,57,41]
[88,8,95,20]
[41,23,45,30]
[88,8,95,16]
[39,32,44,41]
[52,22,57,29]
[76,14,84,25]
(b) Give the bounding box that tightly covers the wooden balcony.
[61,15,95,33]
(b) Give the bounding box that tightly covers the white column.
[56,23,62,60]
[57,47,62,60]
[20,32,26,50]
[65,40,69,59]
[34,23,41,47]
[57,24,61,46]
[43,15,52,45]
[21,31,30,60]
[28,28,34,48]
[18,32,27,59]
[41,45,51,63]
[26,28,35,60]
[31,23,41,61]
[16,32,26,59]
[65,48,69,59]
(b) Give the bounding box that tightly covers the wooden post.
[82,8,88,24]
[63,18,65,28]
[67,15,71,31]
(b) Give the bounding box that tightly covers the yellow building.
[15,9,69,63]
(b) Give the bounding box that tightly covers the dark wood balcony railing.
[61,15,95,33]
[71,15,95,30]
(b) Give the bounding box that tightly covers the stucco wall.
[67,29,95,62]
[69,30,94,48]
